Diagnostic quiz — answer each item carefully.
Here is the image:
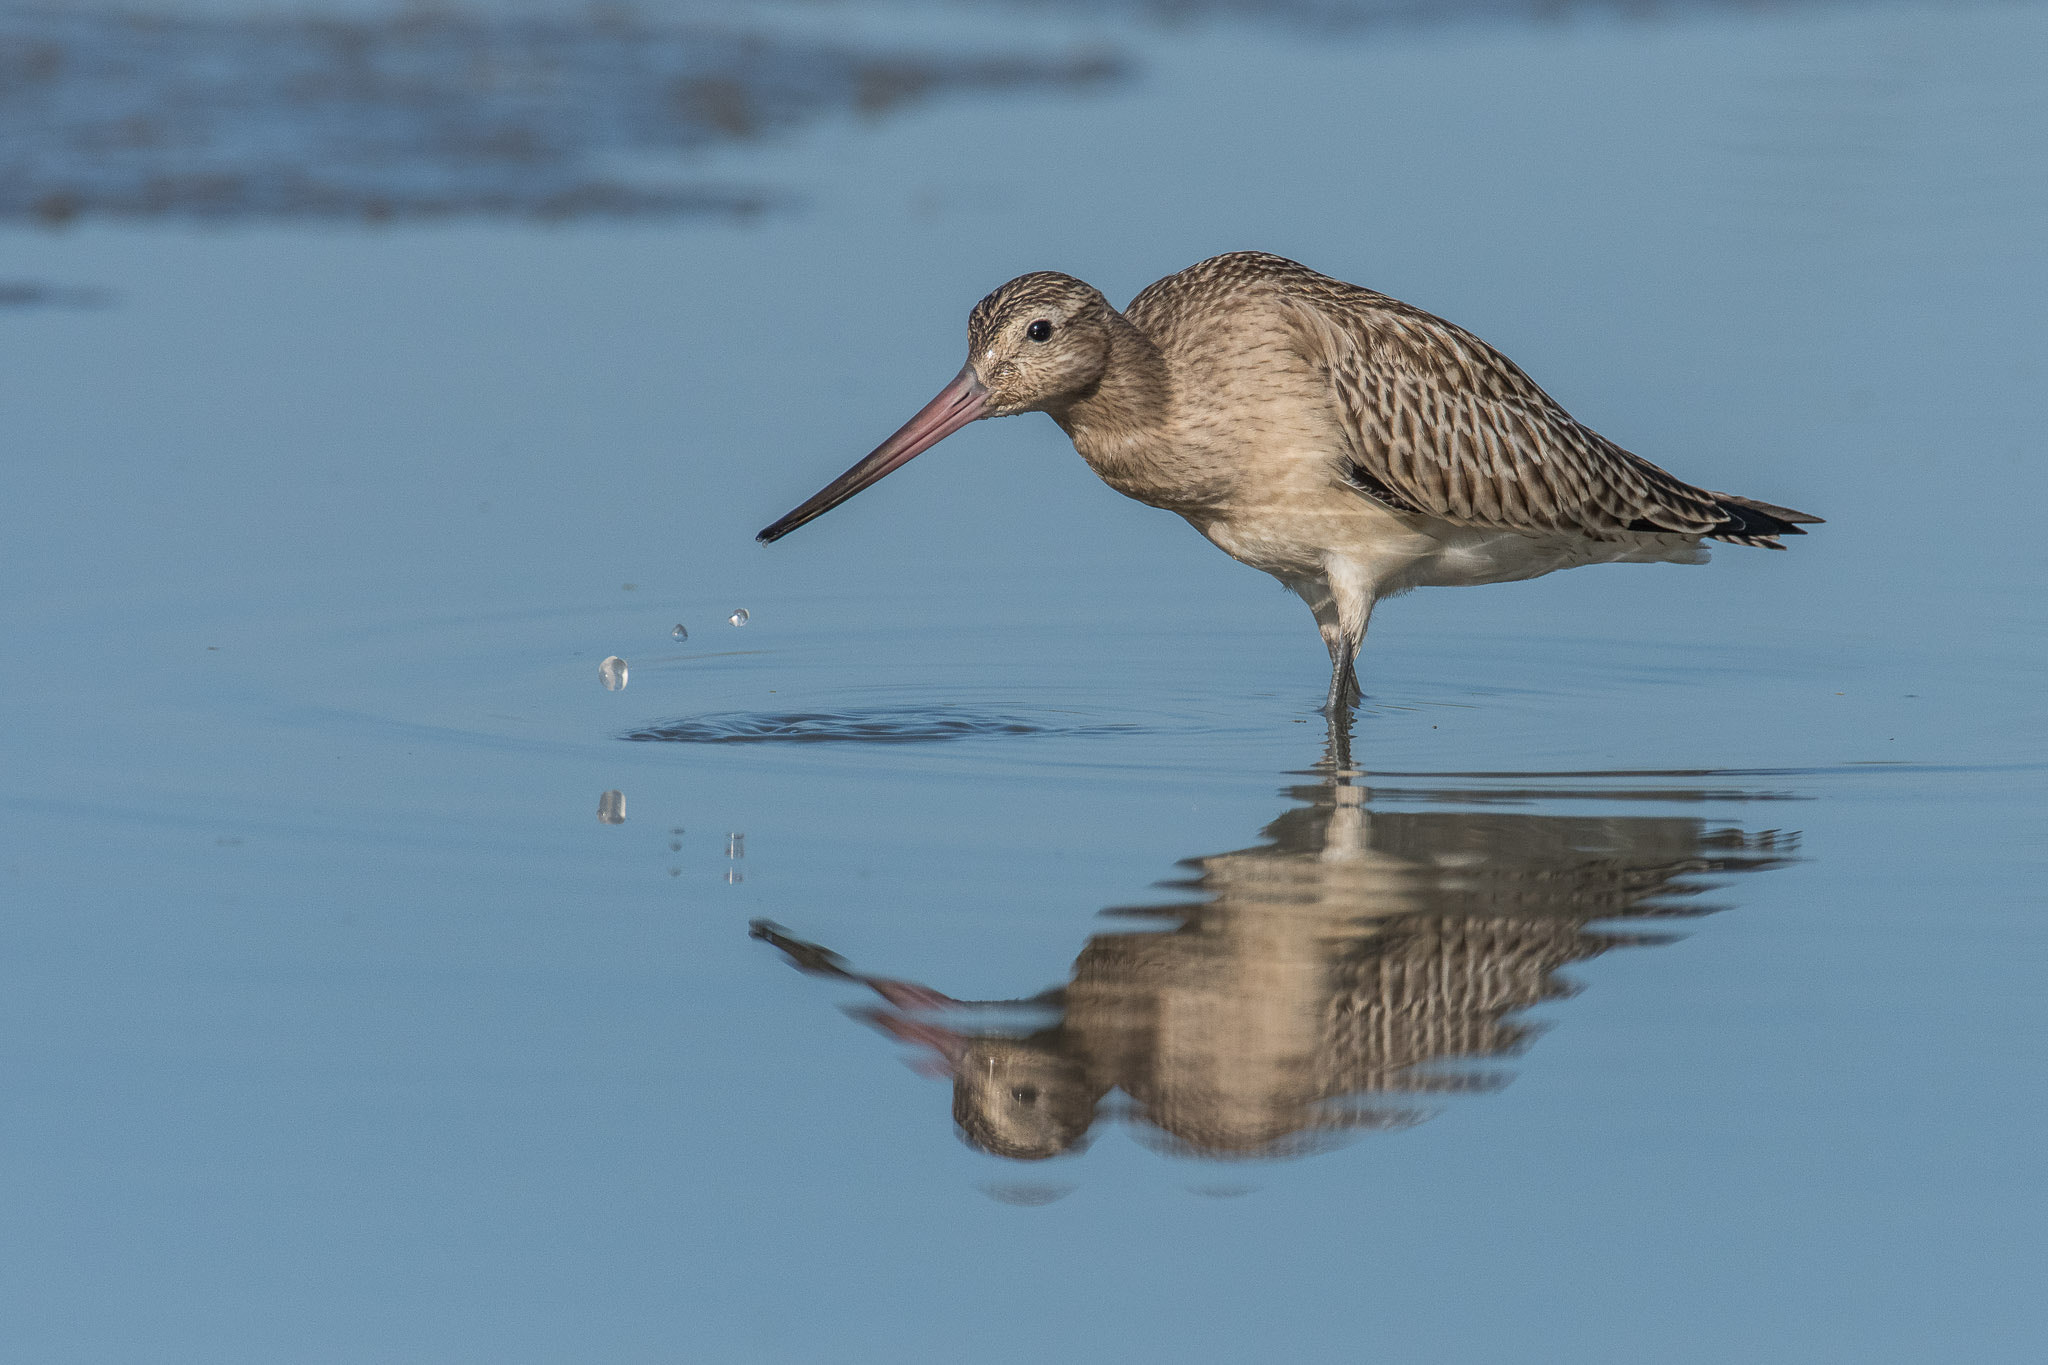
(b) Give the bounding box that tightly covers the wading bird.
[758,252,1819,712]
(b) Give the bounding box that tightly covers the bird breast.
[1062,416,1237,511]
[1057,322,1339,516]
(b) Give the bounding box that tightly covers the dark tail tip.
[1709,492,1823,546]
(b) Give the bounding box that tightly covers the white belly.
[1187,482,1706,600]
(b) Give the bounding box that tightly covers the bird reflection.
[752,732,1796,1163]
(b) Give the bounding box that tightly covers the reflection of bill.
[752,774,1796,1163]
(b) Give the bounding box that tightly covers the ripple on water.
[620,707,1145,745]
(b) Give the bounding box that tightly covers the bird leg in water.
[1299,570,1373,714]
[1317,613,1369,715]
[1327,567,1375,715]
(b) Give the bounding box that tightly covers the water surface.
[3,0,2045,1360]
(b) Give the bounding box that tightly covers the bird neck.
[1046,311,1175,476]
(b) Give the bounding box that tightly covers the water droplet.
[599,656,628,691]
[668,840,681,853]
[597,790,626,824]
[725,868,744,885]
[670,624,689,642]
[669,826,686,836]
[668,867,681,877]
[726,833,745,859]
[727,608,749,627]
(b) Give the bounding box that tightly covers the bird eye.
[1026,319,1053,342]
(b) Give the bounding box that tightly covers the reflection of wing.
[1287,802,1790,920]
[1083,791,1796,1157]
[1206,251,1822,545]
[1323,912,1610,1097]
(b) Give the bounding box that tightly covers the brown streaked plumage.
[759,251,1821,712]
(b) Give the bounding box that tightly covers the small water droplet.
[599,656,628,691]
[671,624,689,642]
[668,867,681,877]
[725,868,744,885]
[726,833,745,859]
[668,840,681,852]
[597,790,626,824]
[669,826,685,835]
[727,608,749,627]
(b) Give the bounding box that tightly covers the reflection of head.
[951,1037,1096,1161]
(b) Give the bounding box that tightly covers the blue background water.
[3,0,2045,1359]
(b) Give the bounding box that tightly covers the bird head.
[965,271,1116,417]
[755,270,1113,543]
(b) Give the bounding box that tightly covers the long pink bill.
[756,366,990,544]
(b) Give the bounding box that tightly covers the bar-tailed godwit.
[759,251,1820,711]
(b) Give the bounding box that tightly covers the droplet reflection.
[671,624,689,642]
[727,608,749,626]
[597,790,626,824]
[599,656,628,691]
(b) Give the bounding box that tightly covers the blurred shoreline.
[0,0,1962,225]
[0,5,1122,223]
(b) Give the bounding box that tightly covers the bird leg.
[1292,571,1374,715]
[1322,632,1362,715]
[1323,576,1375,716]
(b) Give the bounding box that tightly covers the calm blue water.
[4,1,2046,1359]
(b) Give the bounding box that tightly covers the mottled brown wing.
[1287,293,1735,540]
